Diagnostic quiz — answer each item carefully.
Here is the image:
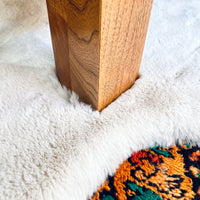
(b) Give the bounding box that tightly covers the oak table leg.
[46,0,153,111]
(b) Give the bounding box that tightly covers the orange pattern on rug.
[91,143,200,200]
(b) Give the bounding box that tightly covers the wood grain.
[46,0,153,111]
[99,0,153,110]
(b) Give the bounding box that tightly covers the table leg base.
[46,0,153,111]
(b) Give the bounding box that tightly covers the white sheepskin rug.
[0,0,200,199]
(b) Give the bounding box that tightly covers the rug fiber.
[0,0,200,199]
[91,142,200,200]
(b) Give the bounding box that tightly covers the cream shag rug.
[0,0,200,199]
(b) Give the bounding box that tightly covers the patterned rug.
[91,143,200,200]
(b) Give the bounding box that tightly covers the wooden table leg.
[46,0,153,111]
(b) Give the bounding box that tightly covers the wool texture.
[91,142,200,200]
[0,0,200,200]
